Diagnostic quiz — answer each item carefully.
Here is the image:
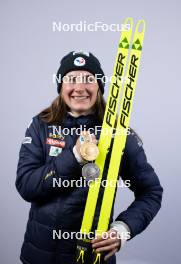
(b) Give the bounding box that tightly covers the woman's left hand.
[91,229,121,261]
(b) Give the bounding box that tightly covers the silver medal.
[82,163,100,181]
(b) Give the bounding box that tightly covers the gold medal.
[80,142,99,161]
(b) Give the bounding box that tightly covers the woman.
[16,51,163,264]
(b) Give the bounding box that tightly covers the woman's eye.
[85,76,95,84]
[72,77,77,83]
[63,76,73,83]
[64,75,96,84]
[66,76,76,84]
[66,76,77,83]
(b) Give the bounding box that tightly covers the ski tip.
[123,17,133,31]
[136,20,146,35]
[131,20,146,49]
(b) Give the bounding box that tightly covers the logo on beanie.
[74,57,86,66]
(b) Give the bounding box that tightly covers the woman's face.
[61,70,99,116]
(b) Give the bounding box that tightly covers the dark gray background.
[0,0,180,263]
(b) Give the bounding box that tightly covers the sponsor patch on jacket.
[49,146,62,157]
[48,132,64,139]
[46,138,65,148]
[48,125,65,140]
[22,137,32,144]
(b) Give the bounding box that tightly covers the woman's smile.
[70,95,90,101]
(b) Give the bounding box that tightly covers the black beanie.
[56,51,105,94]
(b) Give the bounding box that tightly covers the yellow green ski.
[76,18,146,264]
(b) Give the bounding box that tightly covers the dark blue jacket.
[16,113,163,264]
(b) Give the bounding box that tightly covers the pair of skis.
[76,17,146,264]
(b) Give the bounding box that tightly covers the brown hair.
[38,89,106,125]
[38,91,141,143]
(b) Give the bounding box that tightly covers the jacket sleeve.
[16,116,82,203]
[115,131,163,239]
